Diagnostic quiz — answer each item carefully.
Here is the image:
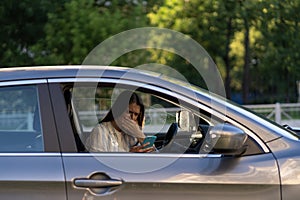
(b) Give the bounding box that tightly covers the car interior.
[62,83,264,155]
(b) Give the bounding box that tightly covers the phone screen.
[142,136,157,149]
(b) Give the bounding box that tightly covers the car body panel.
[62,153,280,200]
[0,154,66,200]
[0,66,300,200]
[0,80,65,199]
[267,137,300,200]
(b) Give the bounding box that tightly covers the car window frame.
[0,80,60,153]
[49,78,269,155]
[48,83,78,152]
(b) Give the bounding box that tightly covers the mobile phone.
[142,136,157,149]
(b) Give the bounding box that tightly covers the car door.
[0,81,66,200]
[50,79,281,200]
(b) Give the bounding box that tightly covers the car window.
[0,85,44,152]
[64,84,229,154]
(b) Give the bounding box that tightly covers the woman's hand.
[116,113,145,138]
[130,142,156,153]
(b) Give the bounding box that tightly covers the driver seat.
[163,122,178,147]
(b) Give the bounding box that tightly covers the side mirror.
[202,124,248,156]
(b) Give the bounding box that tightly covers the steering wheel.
[163,123,178,148]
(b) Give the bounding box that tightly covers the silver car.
[0,66,299,200]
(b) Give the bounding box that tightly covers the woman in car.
[85,90,155,152]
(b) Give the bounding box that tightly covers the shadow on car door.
[61,152,280,200]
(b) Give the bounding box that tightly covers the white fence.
[0,113,34,131]
[244,103,300,126]
[78,105,300,129]
[2,103,300,131]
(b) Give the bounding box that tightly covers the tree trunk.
[224,17,233,99]
[242,17,250,104]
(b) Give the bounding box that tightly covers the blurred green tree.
[0,0,64,66]
[252,0,300,102]
[148,0,300,103]
[1,0,300,103]
[148,0,241,96]
[31,0,152,65]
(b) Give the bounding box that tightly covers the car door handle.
[74,178,123,188]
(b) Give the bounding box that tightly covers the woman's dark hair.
[101,90,145,128]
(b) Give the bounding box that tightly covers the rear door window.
[0,85,44,152]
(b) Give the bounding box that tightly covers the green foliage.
[0,0,62,66]
[250,0,300,102]
[148,0,300,103]
[1,0,300,103]
[32,0,149,65]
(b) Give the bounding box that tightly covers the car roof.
[0,66,134,81]
[0,65,212,100]
[0,65,292,141]
[0,65,212,102]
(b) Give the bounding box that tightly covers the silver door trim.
[62,153,222,158]
[0,153,61,156]
[0,79,47,86]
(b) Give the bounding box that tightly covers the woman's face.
[128,103,141,124]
